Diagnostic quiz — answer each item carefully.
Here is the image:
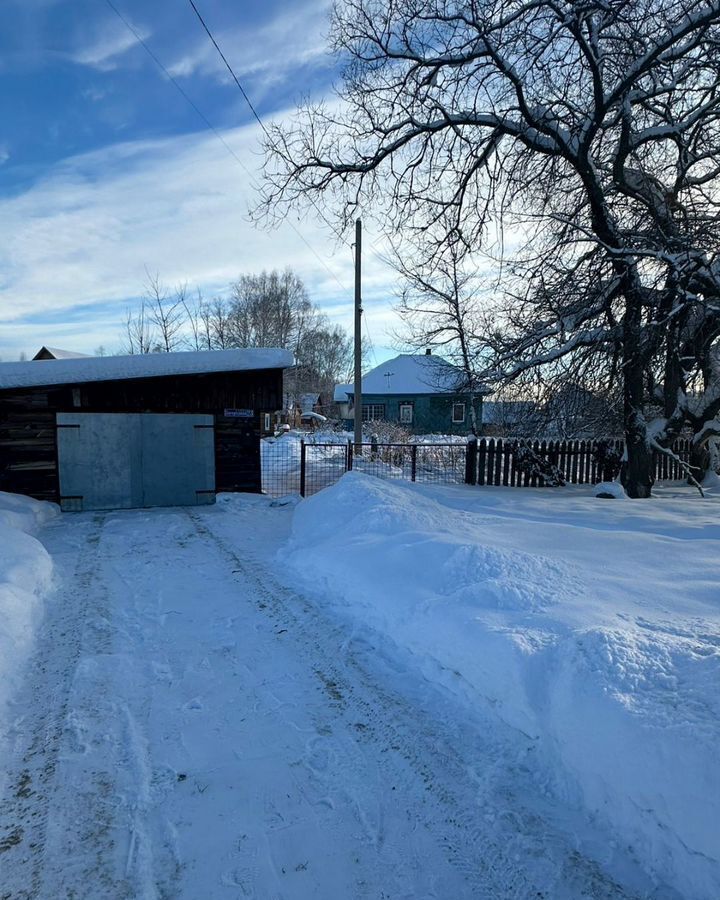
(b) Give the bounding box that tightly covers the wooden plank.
[486,439,496,485]
[570,440,579,484]
[523,441,532,487]
[528,440,537,487]
[494,438,503,485]
[539,440,547,486]
[558,440,567,483]
[590,441,598,484]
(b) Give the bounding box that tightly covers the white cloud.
[0,119,398,359]
[69,19,150,71]
[168,0,332,87]
[0,145,9,166]
[81,85,108,103]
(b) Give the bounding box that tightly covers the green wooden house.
[337,352,483,434]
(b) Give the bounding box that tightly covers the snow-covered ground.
[0,480,716,898]
[0,491,58,782]
[284,474,720,899]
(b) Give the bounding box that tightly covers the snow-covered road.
[0,501,645,899]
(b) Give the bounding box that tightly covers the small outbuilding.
[0,348,292,510]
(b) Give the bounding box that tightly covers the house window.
[362,404,386,422]
[399,402,414,424]
[452,402,466,424]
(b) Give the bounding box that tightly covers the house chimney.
[425,348,432,355]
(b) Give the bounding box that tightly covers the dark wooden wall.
[0,369,284,502]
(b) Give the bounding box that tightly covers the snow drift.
[284,473,720,898]
[0,492,58,726]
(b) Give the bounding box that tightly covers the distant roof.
[33,346,91,360]
[0,348,293,391]
[349,354,464,395]
[334,383,352,402]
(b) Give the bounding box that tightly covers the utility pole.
[353,218,363,455]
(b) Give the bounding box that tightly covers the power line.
[186,0,268,138]
[104,0,248,173]
[103,0,350,296]
[183,0,400,367]
[183,0,383,262]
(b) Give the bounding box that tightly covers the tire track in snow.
[0,513,108,900]
[187,508,640,900]
[0,503,647,899]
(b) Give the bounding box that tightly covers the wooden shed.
[0,348,292,509]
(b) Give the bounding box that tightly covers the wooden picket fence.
[466,437,693,487]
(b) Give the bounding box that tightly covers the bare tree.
[225,268,353,410]
[180,287,206,351]
[206,297,232,349]
[228,269,314,349]
[124,301,155,355]
[144,273,185,353]
[257,0,720,496]
[392,229,488,433]
[290,319,354,409]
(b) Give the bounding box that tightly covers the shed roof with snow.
[0,348,293,391]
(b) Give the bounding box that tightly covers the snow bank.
[284,473,720,898]
[0,492,58,724]
[593,480,627,498]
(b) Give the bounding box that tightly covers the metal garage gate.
[57,413,215,511]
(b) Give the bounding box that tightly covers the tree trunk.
[623,429,654,497]
[688,440,710,485]
[621,314,654,498]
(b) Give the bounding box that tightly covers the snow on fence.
[261,435,693,497]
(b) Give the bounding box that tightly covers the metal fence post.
[465,437,478,485]
[347,439,353,471]
[411,444,418,482]
[300,440,306,497]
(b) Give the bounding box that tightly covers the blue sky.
[0,0,394,361]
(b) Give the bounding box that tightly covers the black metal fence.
[260,436,694,498]
[262,438,467,497]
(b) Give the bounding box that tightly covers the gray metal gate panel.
[140,415,215,508]
[57,413,215,511]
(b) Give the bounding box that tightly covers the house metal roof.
[345,354,463,395]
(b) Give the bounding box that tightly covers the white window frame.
[399,402,414,424]
[362,403,386,422]
[452,402,466,424]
